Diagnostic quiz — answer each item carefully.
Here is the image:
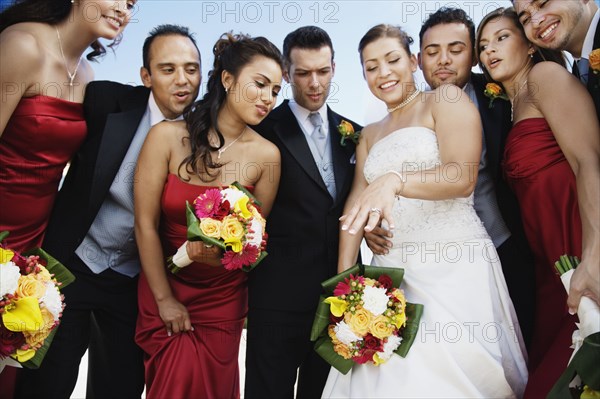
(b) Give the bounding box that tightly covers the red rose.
[363,333,383,351]
[378,274,393,290]
[353,348,376,364]
[212,200,231,221]
[0,323,25,358]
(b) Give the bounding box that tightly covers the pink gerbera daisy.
[194,189,223,218]
[221,244,260,271]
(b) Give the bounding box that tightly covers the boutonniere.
[337,120,361,146]
[589,49,600,74]
[483,83,509,108]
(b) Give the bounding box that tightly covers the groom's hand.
[364,225,393,255]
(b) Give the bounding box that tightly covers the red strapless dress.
[135,174,248,399]
[0,95,85,251]
[0,96,85,399]
[503,118,580,398]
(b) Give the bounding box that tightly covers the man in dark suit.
[513,0,600,117]
[16,25,201,398]
[244,26,361,399]
[366,7,536,348]
[512,0,600,310]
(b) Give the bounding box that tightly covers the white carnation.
[334,321,363,346]
[0,262,21,297]
[379,334,403,361]
[221,188,246,210]
[362,285,389,316]
[246,219,263,247]
[41,282,62,321]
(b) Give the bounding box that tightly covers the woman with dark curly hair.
[133,32,283,398]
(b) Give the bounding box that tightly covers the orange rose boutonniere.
[484,83,509,108]
[337,120,361,146]
[589,49,600,74]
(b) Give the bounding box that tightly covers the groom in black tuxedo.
[245,26,361,399]
[17,25,201,398]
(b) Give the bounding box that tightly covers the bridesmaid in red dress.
[0,1,133,397]
[134,33,283,399]
[477,7,600,399]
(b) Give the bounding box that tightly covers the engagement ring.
[369,207,382,215]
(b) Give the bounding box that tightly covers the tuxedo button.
[323,164,329,171]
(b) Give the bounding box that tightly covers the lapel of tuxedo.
[89,88,149,211]
[587,23,600,114]
[471,73,511,181]
[273,102,329,194]
[327,108,355,205]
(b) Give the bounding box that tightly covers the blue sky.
[3,0,593,124]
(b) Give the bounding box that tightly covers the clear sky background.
[4,0,598,125]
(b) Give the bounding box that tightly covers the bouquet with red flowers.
[0,231,75,369]
[311,263,423,374]
[167,182,267,273]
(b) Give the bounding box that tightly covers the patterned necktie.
[308,112,327,158]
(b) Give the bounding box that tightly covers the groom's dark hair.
[282,26,335,67]
[419,7,476,48]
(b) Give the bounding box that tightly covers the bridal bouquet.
[311,263,423,374]
[167,182,268,273]
[548,255,600,399]
[0,231,75,370]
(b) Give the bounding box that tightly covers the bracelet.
[386,170,406,196]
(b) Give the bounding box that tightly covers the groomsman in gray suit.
[365,7,536,347]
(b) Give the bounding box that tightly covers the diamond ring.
[204,244,213,248]
[369,207,382,215]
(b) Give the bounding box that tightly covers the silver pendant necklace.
[387,89,421,113]
[217,127,247,159]
[55,26,83,87]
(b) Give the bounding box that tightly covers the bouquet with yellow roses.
[166,182,267,273]
[310,263,423,374]
[0,231,75,370]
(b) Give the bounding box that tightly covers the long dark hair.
[476,7,566,83]
[180,32,283,182]
[0,0,118,61]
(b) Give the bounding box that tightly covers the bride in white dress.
[322,24,528,398]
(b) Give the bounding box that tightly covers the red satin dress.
[136,174,248,399]
[0,96,85,399]
[503,118,580,398]
[0,95,85,251]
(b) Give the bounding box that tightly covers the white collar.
[148,92,183,126]
[580,8,600,60]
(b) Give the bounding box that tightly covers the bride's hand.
[340,173,400,235]
[156,296,193,336]
[567,258,600,313]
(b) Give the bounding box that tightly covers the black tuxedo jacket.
[249,100,361,312]
[471,73,531,248]
[588,23,600,118]
[42,81,150,265]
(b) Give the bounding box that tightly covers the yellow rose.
[369,315,394,339]
[16,275,46,299]
[345,308,371,336]
[23,307,54,348]
[220,215,245,241]
[333,342,353,359]
[200,218,222,238]
[589,49,600,73]
[35,266,52,283]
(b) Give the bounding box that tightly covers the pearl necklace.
[55,26,83,87]
[217,127,247,159]
[510,80,528,121]
[387,89,421,113]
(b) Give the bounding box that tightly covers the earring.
[71,0,75,3]
[225,87,228,93]
[530,53,534,58]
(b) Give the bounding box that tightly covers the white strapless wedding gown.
[322,127,528,398]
